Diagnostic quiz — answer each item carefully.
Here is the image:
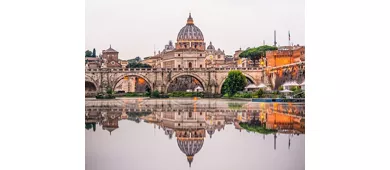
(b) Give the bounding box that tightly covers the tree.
[85,123,93,130]
[290,86,298,92]
[151,90,160,98]
[223,70,247,97]
[255,89,264,98]
[135,56,141,62]
[85,50,93,57]
[92,48,96,57]
[126,62,152,68]
[106,87,114,95]
[239,45,277,67]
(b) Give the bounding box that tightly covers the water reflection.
[86,98,305,169]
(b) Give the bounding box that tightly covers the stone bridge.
[85,62,304,95]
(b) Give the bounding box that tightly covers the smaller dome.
[207,42,215,50]
[207,128,215,138]
[105,44,118,53]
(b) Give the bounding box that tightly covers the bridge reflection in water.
[85,98,305,169]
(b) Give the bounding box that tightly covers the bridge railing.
[85,62,304,73]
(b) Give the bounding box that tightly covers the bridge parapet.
[85,62,304,73]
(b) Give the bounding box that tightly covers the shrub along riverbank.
[168,91,204,97]
[123,92,149,97]
[111,91,205,98]
[222,87,305,99]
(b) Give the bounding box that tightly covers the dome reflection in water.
[85,98,305,170]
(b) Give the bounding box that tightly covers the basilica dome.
[177,13,204,41]
[177,138,204,167]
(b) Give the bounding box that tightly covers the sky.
[86,0,305,60]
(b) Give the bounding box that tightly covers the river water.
[85,98,305,170]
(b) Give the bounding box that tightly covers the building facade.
[266,45,305,67]
[102,45,122,68]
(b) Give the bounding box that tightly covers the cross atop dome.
[187,12,194,25]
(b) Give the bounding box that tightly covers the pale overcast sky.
[86,0,304,60]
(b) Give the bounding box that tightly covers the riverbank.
[252,98,305,102]
[221,97,252,101]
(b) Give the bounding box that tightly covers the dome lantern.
[187,13,194,25]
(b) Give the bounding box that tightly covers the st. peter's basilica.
[142,13,229,68]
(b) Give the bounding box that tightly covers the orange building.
[266,45,305,67]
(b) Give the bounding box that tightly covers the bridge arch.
[113,74,153,92]
[85,81,97,92]
[217,73,256,94]
[85,75,99,91]
[165,73,207,93]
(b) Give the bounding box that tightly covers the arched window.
[200,64,202,68]
[178,64,181,68]
[188,62,192,68]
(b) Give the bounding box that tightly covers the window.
[200,64,202,68]
[200,54,202,56]
[178,54,180,57]
[178,65,181,68]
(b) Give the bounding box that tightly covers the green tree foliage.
[145,86,151,93]
[239,45,278,66]
[290,86,298,92]
[106,87,114,95]
[239,122,277,134]
[223,70,247,97]
[126,62,152,68]
[135,56,141,62]
[228,103,244,110]
[85,123,92,130]
[255,89,264,98]
[126,56,151,68]
[293,87,304,98]
[92,48,96,57]
[85,50,93,57]
[151,90,160,98]
[85,123,96,131]
[127,57,141,64]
